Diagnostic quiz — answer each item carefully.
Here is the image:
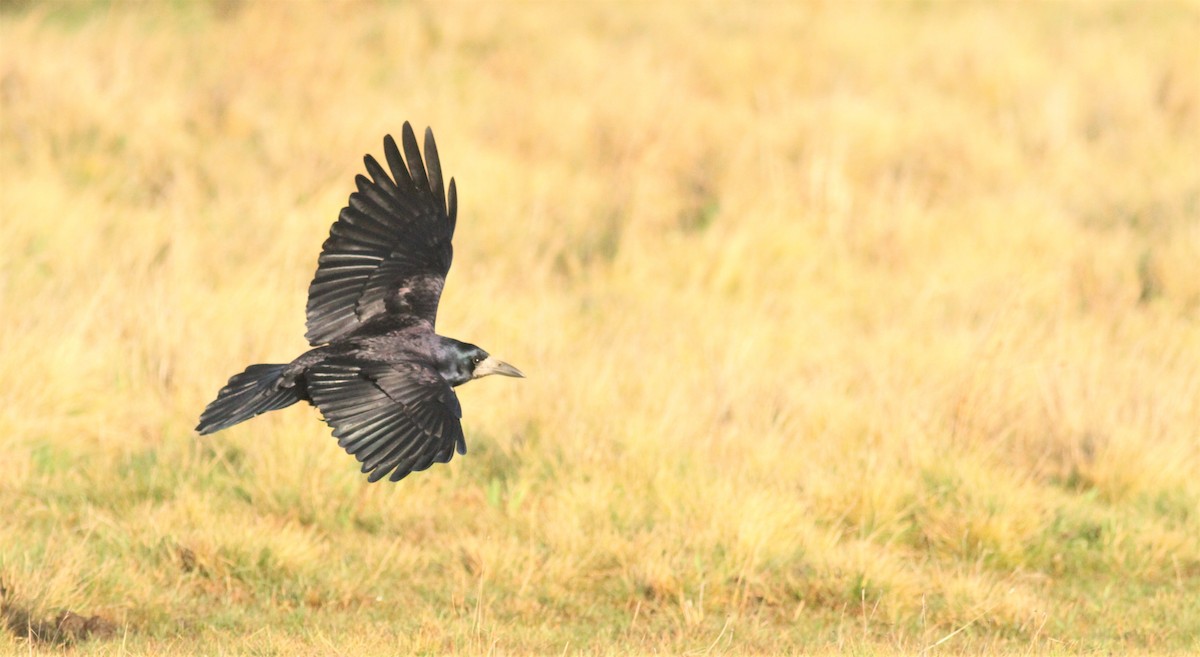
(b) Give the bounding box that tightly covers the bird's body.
[197,123,522,483]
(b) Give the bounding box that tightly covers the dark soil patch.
[1,580,118,645]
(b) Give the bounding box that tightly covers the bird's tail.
[196,364,299,434]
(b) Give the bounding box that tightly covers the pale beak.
[473,356,525,379]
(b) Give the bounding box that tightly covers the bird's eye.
[473,355,485,364]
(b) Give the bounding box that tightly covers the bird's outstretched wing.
[307,359,465,483]
[305,123,457,345]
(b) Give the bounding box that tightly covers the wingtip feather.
[401,123,428,191]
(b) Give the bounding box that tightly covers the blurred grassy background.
[2,1,1199,655]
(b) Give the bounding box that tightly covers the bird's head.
[437,338,524,387]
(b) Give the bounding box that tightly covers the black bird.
[196,123,523,483]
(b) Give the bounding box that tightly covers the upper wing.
[307,359,465,483]
[305,123,458,345]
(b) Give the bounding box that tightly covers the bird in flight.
[197,123,523,483]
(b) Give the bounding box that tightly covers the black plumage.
[197,123,523,483]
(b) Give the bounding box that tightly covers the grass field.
[2,1,1199,654]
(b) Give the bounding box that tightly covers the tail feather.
[196,364,299,434]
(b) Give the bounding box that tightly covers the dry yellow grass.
[2,1,1199,655]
